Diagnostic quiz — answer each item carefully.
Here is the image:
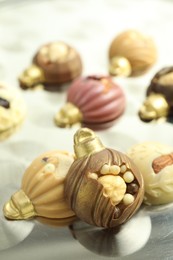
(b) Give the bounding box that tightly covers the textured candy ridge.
[67,76,126,125]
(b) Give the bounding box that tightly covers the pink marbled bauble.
[67,75,126,129]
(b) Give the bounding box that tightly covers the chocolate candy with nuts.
[19,41,82,91]
[128,142,173,205]
[109,30,157,77]
[65,128,144,228]
[54,75,126,130]
[139,67,173,122]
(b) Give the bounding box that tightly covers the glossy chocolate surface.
[65,148,144,228]
[67,75,126,128]
[33,42,82,86]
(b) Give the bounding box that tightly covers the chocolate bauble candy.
[3,151,75,221]
[19,41,82,91]
[139,67,173,122]
[128,142,173,205]
[55,75,126,130]
[65,128,144,228]
[0,83,26,141]
[109,30,157,77]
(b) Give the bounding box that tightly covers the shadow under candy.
[69,210,151,258]
[36,215,77,228]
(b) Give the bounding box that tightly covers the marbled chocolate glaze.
[65,148,144,228]
[33,41,82,86]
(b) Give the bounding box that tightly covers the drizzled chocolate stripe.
[71,156,91,210]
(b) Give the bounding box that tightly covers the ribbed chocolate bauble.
[3,151,75,222]
[55,75,126,130]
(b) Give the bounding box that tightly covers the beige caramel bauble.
[109,30,157,76]
[3,150,75,221]
[128,142,173,205]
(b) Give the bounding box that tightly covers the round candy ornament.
[139,67,173,122]
[54,75,126,130]
[0,83,26,141]
[128,142,173,205]
[19,41,82,91]
[65,128,144,228]
[109,30,157,77]
[3,151,75,223]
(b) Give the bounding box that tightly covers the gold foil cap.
[109,56,132,77]
[74,128,105,158]
[3,189,36,220]
[139,93,169,121]
[19,64,45,89]
[54,102,83,128]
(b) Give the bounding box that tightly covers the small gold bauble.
[54,102,83,128]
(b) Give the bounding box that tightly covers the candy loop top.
[74,128,105,158]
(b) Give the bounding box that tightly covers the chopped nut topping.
[0,97,10,109]
[152,153,173,174]
[42,157,49,162]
